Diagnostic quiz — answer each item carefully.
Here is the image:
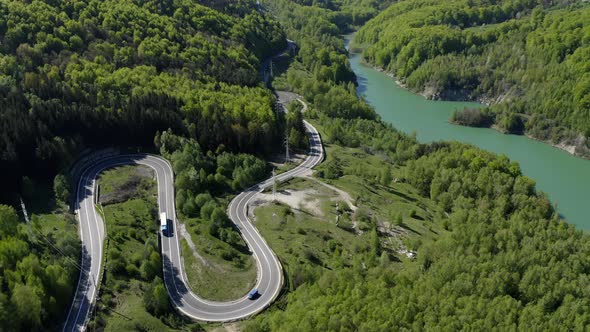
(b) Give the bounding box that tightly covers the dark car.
[248,288,259,300]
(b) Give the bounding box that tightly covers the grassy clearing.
[101,280,174,332]
[319,143,444,246]
[31,210,78,238]
[249,141,448,306]
[179,210,257,301]
[254,200,367,282]
[270,142,444,247]
[98,165,154,205]
[93,166,201,331]
[103,198,157,252]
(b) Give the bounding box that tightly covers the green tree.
[11,284,42,330]
[53,174,70,203]
[379,165,392,186]
[0,205,19,237]
[143,277,169,316]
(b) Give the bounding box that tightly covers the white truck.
[160,212,167,236]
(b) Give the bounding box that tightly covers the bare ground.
[267,151,306,169]
[252,188,323,217]
[304,176,357,211]
[249,178,357,224]
[179,222,210,268]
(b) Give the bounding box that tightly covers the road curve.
[63,121,323,330]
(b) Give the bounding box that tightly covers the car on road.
[248,288,259,300]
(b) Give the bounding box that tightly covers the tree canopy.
[0,206,80,331]
[0,0,286,197]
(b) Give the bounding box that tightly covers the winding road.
[63,120,323,331]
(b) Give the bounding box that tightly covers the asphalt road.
[63,121,323,330]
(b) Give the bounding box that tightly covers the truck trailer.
[160,212,167,236]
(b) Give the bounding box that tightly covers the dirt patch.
[267,152,306,169]
[305,176,357,211]
[99,166,154,205]
[249,179,358,222]
[179,222,210,268]
[252,188,323,217]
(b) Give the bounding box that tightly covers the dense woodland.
[0,205,80,331]
[0,0,286,198]
[356,0,590,154]
[262,0,385,120]
[0,0,285,330]
[155,129,269,244]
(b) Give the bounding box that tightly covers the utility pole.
[285,131,290,163]
[19,196,33,240]
[270,59,273,78]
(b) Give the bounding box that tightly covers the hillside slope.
[356,0,590,157]
[0,0,285,197]
[242,1,590,330]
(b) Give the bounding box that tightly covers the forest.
[2,0,590,330]
[246,121,590,330]
[241,0,590,330]
[0,0,286,330]
[262,0,386,120]
[0,205,80,331]
[155,129,269,243]
[0,0,286,199]
[355,0,590,156]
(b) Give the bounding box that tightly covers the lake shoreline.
[346,32,590,230]
[361,56,588,160]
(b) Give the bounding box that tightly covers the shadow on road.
[162,255,190,301]
[63,246,93,331]
[75,155,147,204]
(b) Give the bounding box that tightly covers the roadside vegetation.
[355,0,590,156]
[155,130,266,301]
[181,236,256,301]
[92,166,200,331]
[1,0,589,330]
[262,0,380,120]
[0,0,301,326]
[0,203,80,331]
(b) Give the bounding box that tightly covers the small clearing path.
[305,176,357,211]
[179,222,210,268]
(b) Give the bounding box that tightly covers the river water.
[347,49,590,230]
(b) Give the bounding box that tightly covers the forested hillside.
[0,0,286,330]
[262,0,391,120]
[0,0,286,198]
[247,120,590,330]
[2,0,590,330]
[355,0,590,157]
[244,0,590,330]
